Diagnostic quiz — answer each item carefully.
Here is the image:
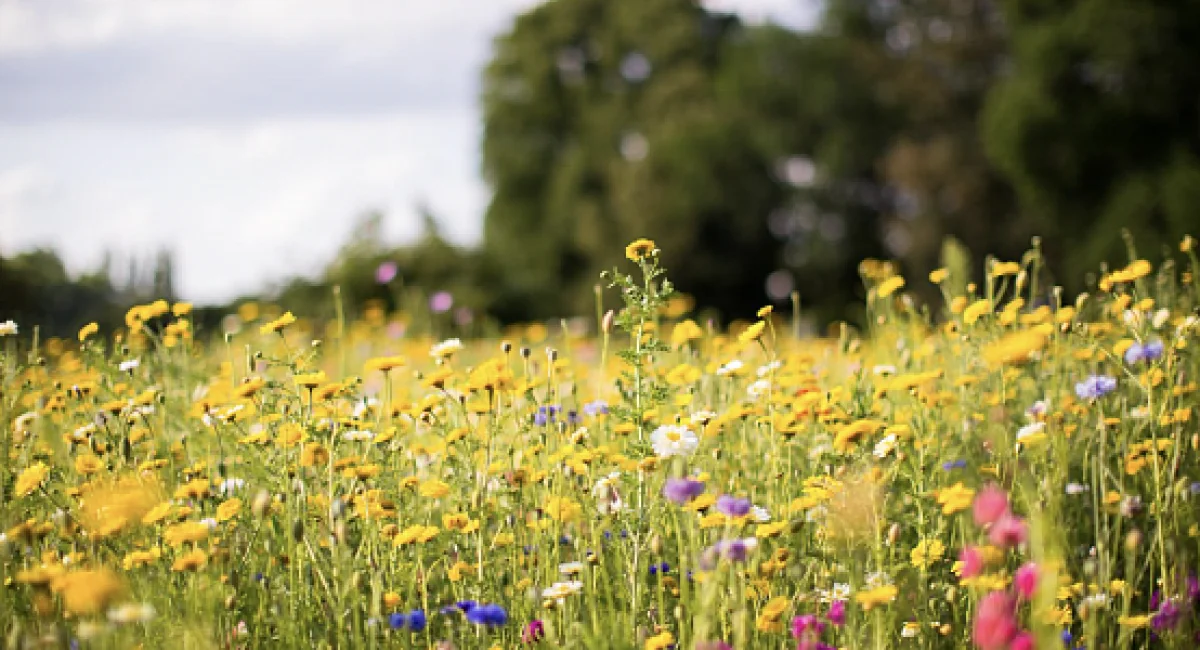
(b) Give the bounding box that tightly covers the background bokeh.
[1,0,1196,336]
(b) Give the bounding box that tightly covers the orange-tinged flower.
[625,238,657,261]
[50,569,125,615]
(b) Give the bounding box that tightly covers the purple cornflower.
[662,478,705,504]
[702,538,758,566]
[715,495,752,517]
[1075,374,1117,400]
[429,291,454,314]
[1125,340,1165,365]
[1152,600,1183,631]
[534,405,560,426]
[942,459,967,471]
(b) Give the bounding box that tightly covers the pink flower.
[1014,563,1038,600]
[1009,631,1035,650]
[973,484,1010,527]
[973,592,1018,650]
[959,546,984,579]
[988,514,1029,548]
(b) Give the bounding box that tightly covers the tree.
[822,0,1036,297]
[481,0,819,322]
[983,0,1200,280]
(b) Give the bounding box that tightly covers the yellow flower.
[1117,614,1152,629]
[79,476,163,535]
[833,419,885,453]
[15,462,50,497]
[364,355,407,373]
[929,268,949,284]
[78,322,99,342]
[739,321,767,344]
[75,454,104,475]
[911,538,946,570]
[393,524,440,546]
[294,371,327,388]
[163,521,211,547]
[260,311,296,334]
[216,498,242,522]
[963,300,992,325]
[418,480,451,499]
[991,261,1021,276]
[936,482,976,516]
[670,320,704,348]
[855,584,898,610]
[50,569,125,615]
[172,549,208,572]
[982,330,1047,366]
[625,238,657,261]
[543,496,583,523]
[877,276,905,298]
[645,631,674,650]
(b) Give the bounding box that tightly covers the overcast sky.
[0,0,817,303]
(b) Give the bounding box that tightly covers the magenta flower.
[1009,631,1034,650]
[521,619,545,643]
[827,600,846,626]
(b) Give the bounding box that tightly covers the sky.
[0,0,818,304]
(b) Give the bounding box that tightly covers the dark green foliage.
[983,0,1200,284]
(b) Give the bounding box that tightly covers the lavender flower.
[662,478,705,504]
[1124,340,1165,365]
[582,400,609,417]
[715,495,752,517]
[1075,375,1117,400]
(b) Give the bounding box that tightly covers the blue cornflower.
[406,610,427,632]
[1124,340,1164,365]
[1075,375,1117,400]
[1061,630,1072,647]
[441,600,478,615]
[941,460,967,471]
[567,410,581,424]
[389,610,427,632]
[466,603,508,626]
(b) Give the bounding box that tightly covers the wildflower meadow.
[3,236,1200,649]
